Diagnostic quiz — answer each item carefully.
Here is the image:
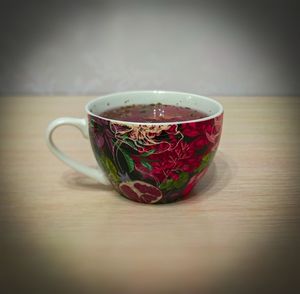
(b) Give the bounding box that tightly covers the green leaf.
[159,172,190,191]
[121,150,135,173]
[141,149,155,157]
[159,179,174,191]
[174,172,189,189]
[123,139,137,150]
[195,151,215,173]
[99,155,120,184]
[105,157,117,173]
[105,157,120,182]
[141,160,152,170]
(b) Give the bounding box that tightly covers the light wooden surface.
[0,96,299,293]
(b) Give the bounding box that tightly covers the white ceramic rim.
[85,90,224,125]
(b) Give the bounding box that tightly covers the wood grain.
[0,96,299,293]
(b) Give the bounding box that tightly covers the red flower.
[132,119,222,184]
[206,115,223,146]
[134,140,203,182]
[191,135,210,150]
[181,122,210,137]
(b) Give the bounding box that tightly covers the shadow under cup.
[87,91,224,204]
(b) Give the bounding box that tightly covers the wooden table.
[1,96,299,293]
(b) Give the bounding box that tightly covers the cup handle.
[46,117,110,185]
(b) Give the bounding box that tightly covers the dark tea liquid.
[99,103,208,123]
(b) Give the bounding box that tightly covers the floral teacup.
[46,91,223,204]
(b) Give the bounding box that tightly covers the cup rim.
[85,90,224,125]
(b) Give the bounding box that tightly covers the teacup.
[46,91,223,204]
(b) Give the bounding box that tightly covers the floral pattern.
[89,114,223,204]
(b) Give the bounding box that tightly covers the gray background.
[0,0,299,96]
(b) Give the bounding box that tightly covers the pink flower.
[90,116,115,153]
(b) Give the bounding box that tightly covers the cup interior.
[86,91,223,124]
